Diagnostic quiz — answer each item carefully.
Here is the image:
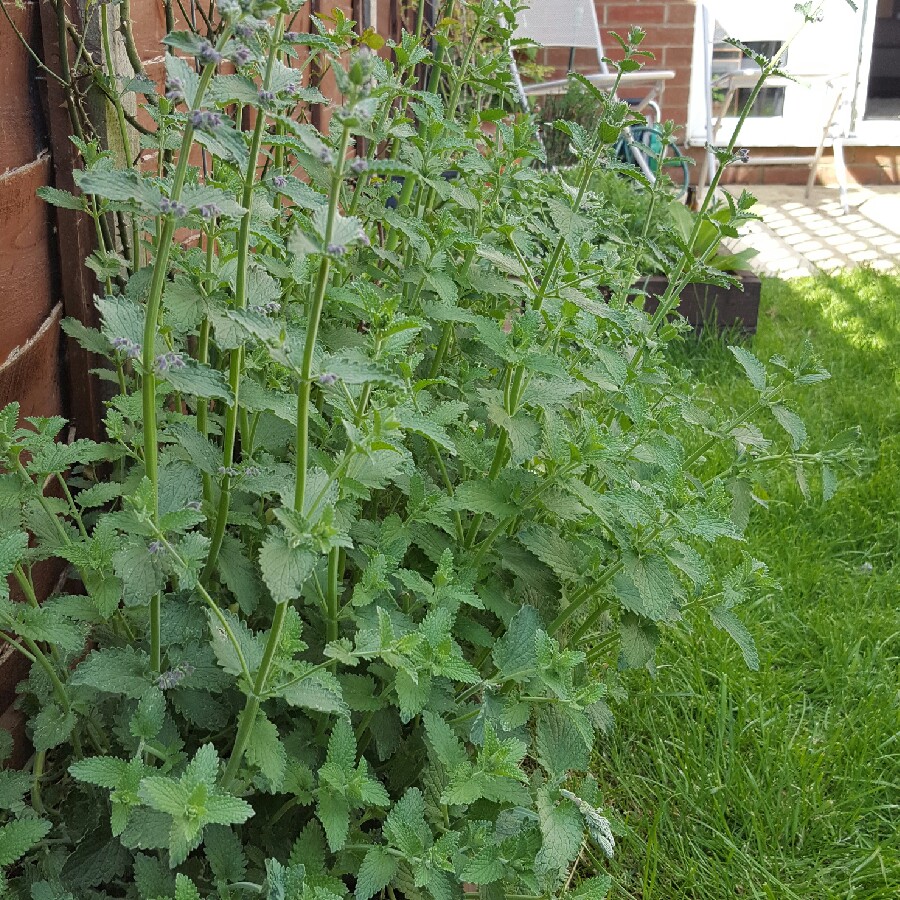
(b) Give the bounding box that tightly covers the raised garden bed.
[640,270,762,334]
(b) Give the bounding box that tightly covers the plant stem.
[203,14,286,583]
[222,600,287,788]
[142,37,229,672]
[294,124,351,511]
[326,547,340,643]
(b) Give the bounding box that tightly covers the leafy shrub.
[0,2,852,898]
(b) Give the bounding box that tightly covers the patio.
[728,184,900,279]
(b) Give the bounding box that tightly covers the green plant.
[0,2,853,899]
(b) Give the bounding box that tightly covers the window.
[711,41,788,118]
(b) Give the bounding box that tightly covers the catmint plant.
[0,1,856,898]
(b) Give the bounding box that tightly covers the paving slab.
[725,184,900,279]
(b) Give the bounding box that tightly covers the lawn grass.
[597,269,900,899]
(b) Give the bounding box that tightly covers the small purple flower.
[252,300,281,315]
[147,540,163,555]
[318,372,339,386]
[284,31,300,42]
[736,147,750,164]
[357,231,370,248]
[272,175,287,190]
[318,147,334,165]
[243,465,260,477]
[165,76,185,102]
[326,243,347,256]
[156,661,194,690]
[111,336,141,357]
[189,109,222,131]
[235,23,254,39]
[232,45,252,66]
[197,40,222,66]
[217,465,239,477]
[159,197,188,218]
[258,89,276,104]
[154,350,186,373]
[349,158,368,176]
[198,202,220,221]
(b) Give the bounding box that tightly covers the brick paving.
[727,185,900,279]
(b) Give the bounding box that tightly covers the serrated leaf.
[161,360,234,403]
[204,825,247,884]
[710,605,759,670]
[0,818,51,866]
[37,186,84,210]
[618,612,660,669]
[535,705,591,776]
[71,646,152,698]
[614,553,675,621]
[355,847,398,900]
[259,530,317,604]
[771,404,807,449]
[519,526,582,583]
[69,755,128,788]
[244,711,287,790]
[492,605,540,679]
[317,790,350,852]
[729,346,767,392]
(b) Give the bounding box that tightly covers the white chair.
[511,0,676,180]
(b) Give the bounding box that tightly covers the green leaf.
[0,531,28,582]
[710,605,759,670]
[69,755,128,788]
[355,847,398,900]
[37,186,84,210]
[452,480,516,519]
[519,526,582,583]
[32,703,75,752]
[618,612,660,669]
[317,789,350,853]
[492,605,540,679]
[218,534,263,615]
[259,530,317,604]
[535,705,591,776]
[204,825,247,884]
[535,789,583,876]
[174,873,202,900]
[161,360,234,403]
[244,711,287,790]
[771,404,807,450]
[729,346,767,392]
[422,712,467,770]
[0,818,51,866]
[614,553,675,621]
[134,852,176,899]
[71,646,152,698]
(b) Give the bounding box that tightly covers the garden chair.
[511,0,676,183]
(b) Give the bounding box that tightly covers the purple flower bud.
[159,197,188,218]
[198,202,220,221]
[235,23,254,39]
[189,109,222,131]
[272,175,287,189]
[349,158,368,176]
[326,243,346,256]
[318,372,339,385]
[217,465,239,477]
[284,31,300,42]
[318,147,334,165]
[148,540,163,555]
[243,465,260,477]
[111,336,139,355]
[197,40,222,66]
[154,351,185,373]
[165,76,185,102]
[232,45,252,66]
[357,231,370,248]
[258,89,276,104]
[156,661,194,690]
[736,147,750,164]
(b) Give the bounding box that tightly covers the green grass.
[597,269,900,900]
